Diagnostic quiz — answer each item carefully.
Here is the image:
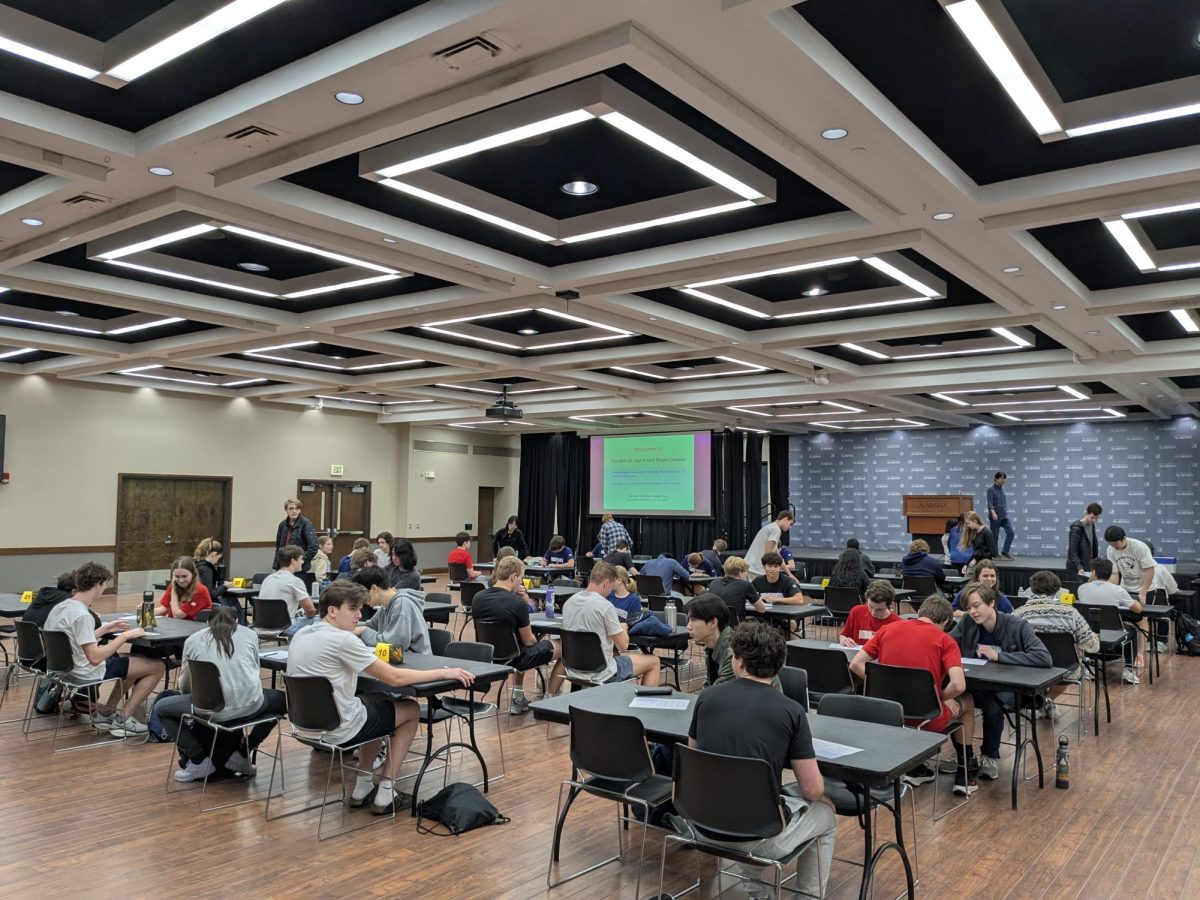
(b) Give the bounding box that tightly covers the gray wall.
[788,417,1199,561]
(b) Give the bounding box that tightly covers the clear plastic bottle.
[544,585,556,619]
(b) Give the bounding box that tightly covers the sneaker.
[902,763,937,786]
[1156,641,1169,653]
[1122,667,1140,685]
[371,789,413,816]
[90,711,117,733]
[937,754,980,775]
[174,758,217,782]
[350,778,376,808]
[509,695,531,716]
[372,748,387,770]
[111,717,148,738]
[953,772,979,795]
[976,755,1000,780]
[226,751,256,777]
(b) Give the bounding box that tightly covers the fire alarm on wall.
[0,472,9,484]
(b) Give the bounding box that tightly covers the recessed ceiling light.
[821,128,848,140]
[1086,330,1100,336]
[21,217,43,227]
[518,328,539,335]
[1002,266,1021,273]
[1052,304,1067,310]
[237,262,270,272]
[648,316,657,321]
[561,180,598,196]
[192,372,207,377]
[801,287,829,297]
[932,212,955,221]
[920,340,943,348]
[677,365,694,371]
[537,284,552,290]
[55,309,80,317]
[1139,382,1149,386]
[147,166,173,176]
[382,237,398,243]
[330,355,345,360]
[335,91,364,105]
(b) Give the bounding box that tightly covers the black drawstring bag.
[416,782,510,835]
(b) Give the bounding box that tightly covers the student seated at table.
[338,537,371,575]
[950,560,1013,616]
[607,566,644,620]
[839,580,902,647]
[687,551,718,577]
[849,595,977,795]
[681,620,835,897]
[336,545,378,582]
[1078,557,1144,676]
[779,544,799,576]
[828,547,871,594]
[386,539,423,592]
[448,531,484,581]
[702,539,727,578]
[950,583,1051,782]
[194,538,233,610]
[25,571,90,631]
[846,537,875,577]
[562,561,660,686]
[45,562,165,738]
[602,539,638,575]
[640,553,690,598]
[350,566,431,655]
[707,556,767,624]
[542,535,575,568]
[686,593,780,690]
[155,606,288,781]
[1012,570,1100,703]
[259,545,316,638]
[899,539,946,588]
[471,555,563,714]
[310,535,334,584]
[154,557,213,621]
[751,552,813,605]
[287,581,475,814]
[374,532,394,568]
[943,515,973,566]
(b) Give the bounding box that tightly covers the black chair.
[268,675,397,840]
[429,628,453,656]
[1075,602,1130,731]
[163,659,284,811]
[822,587,862,631]
[646,595,667,613]
[10,620,46,731]
[39,628,127,752]
[657,744,826,899]
[456,581,485,639]
[817,693,919,890]
[778,666,808,709]
[423,592,452,627]
[438,640,506,779]
[474,620,547,710]
[865,660,967,821]
[560,631,633,691]
[252,598,292,644]
[548,707,673,898]
[636,574,668,598]
[785,644,854,708]
[195,609,213,623]
[552,577,577,588]
[447,561,470,585]
[251,572,272,587]
[1035,631,1085,741]
[901,574,939,598]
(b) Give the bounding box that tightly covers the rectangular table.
[0,593,29,618]
[101,613,207,650]
[259,649,511,811]
[745,602,827,639]
[798,584,916,602]
[531,682,942,896]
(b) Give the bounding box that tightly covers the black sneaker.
[903,763,937,786]
[371,791,413,815]
[953,771,979,795]
[937,754,980,775]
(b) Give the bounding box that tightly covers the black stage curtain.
[768,434,791,518]
[556,433,586,553]
[744,432,764,548]
[517,433,559,553]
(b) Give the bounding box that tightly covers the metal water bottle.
[664,596,677,628]
[1055,736,1070,789]
[544,585,556,619]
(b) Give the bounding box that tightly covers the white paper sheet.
[260,650,289,660]
[961,657,989,666]
[629,697,690,710]
[811,738,862,759]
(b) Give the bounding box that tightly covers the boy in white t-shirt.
[286,581,474,815]
[259,545,316,638]
[43,561,165,737]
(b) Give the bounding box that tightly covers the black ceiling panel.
[1119,310,1198,342]
[1171,375,1200,389]
[0,160,47,195]
[0,2,427,131]
[1,291,127,320]
[4,1,173,41]
[813,327,1063,366]
[1137,209,1200,252]
[728,259,895,302]
[1028,219,1200,291]
[795,1,1200,184]
[284,65,848,265]
[158,229,343,280]
[395,323,658,357]
[0,349,64,364]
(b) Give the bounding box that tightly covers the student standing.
[745,511,795,577]
[1066,503,1102,577]
[274,499,317,568]
[597,514,632,558]
[987,472,1016,559]
[494,516,529,558]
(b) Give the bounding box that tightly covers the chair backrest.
[864,661,941,724]
[1036,630,1080,668]
[824,586,862,614]
[552,577,577,588]
[473,620,521,663]
[429,628,453,656]
[253,597,293,630]
[785,645,854,696]
[426,592,451,605]
[673,744,785,841]
[569,706,654,782]
[15,619,44,664]
[636,574,667,597]
[902,574,938,596]
[283,675,341,732]
[792,561,808,583]
[39,629,75,675]
[647,594,667,612]
[195,609,213,623]
[187,659,226,713]
[459,581,485,610]
[818,692,904,727]
[778,666,809,709]
[251,572,272,587]
[447,562,469,583]
[576,556,595,578]
[561,629,609,676]
[1075,602,1123,633]
[444,639,493,664]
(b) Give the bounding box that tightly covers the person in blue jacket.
[943,516,973,566]
[900,539,946,588]
[640,553,691,598]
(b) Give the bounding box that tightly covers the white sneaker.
[174,758,217,782]
[1122,667,1140,685]
[90,711,117,733]
[372,748,387,770]
[226,751,256,777]
[111,717,148,738]
[1156,641,1169,652]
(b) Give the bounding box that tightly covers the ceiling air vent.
[223,124,280,149]
[62,192,112,206]
[432,34,510,71]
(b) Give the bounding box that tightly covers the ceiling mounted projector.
[485,385,524,420]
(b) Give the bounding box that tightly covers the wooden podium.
[902,495,974,541]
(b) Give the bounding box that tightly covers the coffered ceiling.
[0,0,1197,433]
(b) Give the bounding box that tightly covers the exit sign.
[330,464,344,476]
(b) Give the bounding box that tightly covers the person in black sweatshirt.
[899,540,947,588]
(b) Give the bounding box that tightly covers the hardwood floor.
[2,587,1198,899]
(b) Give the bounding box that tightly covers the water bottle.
[141,590,154,628]
[321,577,331,595]
[664,596,677,629]
[310,579,321,601]
[544,585,556,619]
[1055,736,1070,789]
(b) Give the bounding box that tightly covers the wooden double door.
[298,480,372,563]
[117,475,231,573]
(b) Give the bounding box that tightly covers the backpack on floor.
[146,689,182,743]
[1172,609,1200,657]
[416,782,509,836]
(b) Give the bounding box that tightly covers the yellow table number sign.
[374,642,391,662]
[231,577,251,588]
[20,590,34,604]
[821,578,830,589]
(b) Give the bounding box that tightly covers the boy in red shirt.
[839,579,901,647]
[849,594,977,795]
[447,531,483,581]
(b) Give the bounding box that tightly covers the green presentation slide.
[603,433,695,511]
